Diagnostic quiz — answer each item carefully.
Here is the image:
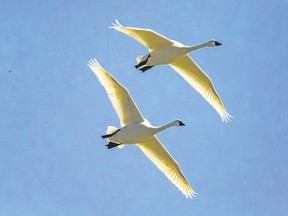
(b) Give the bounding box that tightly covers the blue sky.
[0,0,287,215]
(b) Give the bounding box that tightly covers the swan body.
[110,20,232,122]
[107,120,184,144]
[139,43,192,66]
[139,40,221,67]
[88,59,196,198]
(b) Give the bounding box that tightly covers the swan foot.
[135,64,141,69]
[101,129,120,139]
[106,142,121,149]
[135,55,151,69]
[139,65,154,73]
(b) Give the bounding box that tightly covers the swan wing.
[170,55,232,122]
[110,19,173,51]
[137,136,196,198]
[88,59,145,126]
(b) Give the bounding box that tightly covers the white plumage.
[88,59,196,198]
[110,20,232,122]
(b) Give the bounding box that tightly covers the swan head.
[208,40,222,47]
[175,119,185,126]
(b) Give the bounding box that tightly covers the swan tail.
[136,55,145,64]
[106,126,118,134]
[106,126,125,149]
[117,144,125,149]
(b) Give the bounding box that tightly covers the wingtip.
[185,188,197,199]
[115,19,122,26]
[88,58,102,70]
[109,19,122,29]
[221,111,234,123]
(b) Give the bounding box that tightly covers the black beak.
[179,121,185,126]
[215,41,222,46]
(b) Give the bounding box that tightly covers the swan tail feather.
[117,144,125,149]
[106,126,118,134]
[106,126,125,149]
[136,55,145,64]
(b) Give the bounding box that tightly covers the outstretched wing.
[137,136,196,198]
[170,55,232,122]
[110,19,173,51]
[88,59,145,126]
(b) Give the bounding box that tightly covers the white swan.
[110,20,232,122]
[88,59,196,198]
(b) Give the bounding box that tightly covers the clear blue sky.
[1,1,287,215]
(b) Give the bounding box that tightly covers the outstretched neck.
[154,121,178,134]
[185,41,212,52]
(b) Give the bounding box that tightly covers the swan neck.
[155,121,176,133]
[186,42,210,52]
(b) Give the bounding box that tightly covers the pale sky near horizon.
[1,1,287,215]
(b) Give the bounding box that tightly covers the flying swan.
[110,20,232,122]
[88,59,196,198]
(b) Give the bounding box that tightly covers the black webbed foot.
[101,129,120,139]
[101,134,112,139]
[139,65,154,73]
[106,142,121,149]
[135,55,151,69]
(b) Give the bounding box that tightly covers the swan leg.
[101,129,120,139]
[139,65,154,73]
[135,55,151,69]
[135,63,142,69]
[106,142,121,149]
